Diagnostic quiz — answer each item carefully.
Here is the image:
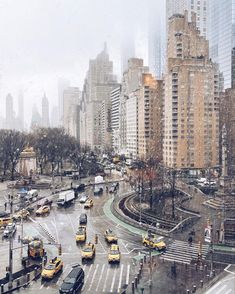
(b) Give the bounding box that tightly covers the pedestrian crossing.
[160,240,209,265]
[82,263,131,293]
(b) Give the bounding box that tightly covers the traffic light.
[58,244,62,255]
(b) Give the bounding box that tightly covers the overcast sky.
[0,0,164,126]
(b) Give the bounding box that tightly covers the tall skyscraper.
[41,93,50,128]
[208,0,235,89]
[121,31,135,74]
[148,0,166,78]
[166,0,207,37]
[58,78,70,126]
[63,87,81,139]
[30,104,41,130]
[163,12,219,169]
[18,91,24,131]
[51,106,59,128]
[119,58,149,154]
[81,44,118,148]
[5,93,14,130]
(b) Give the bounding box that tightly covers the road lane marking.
[119,240,129,254]
[67,214,76,235]
[126,264,130,285]
[85,264,93,283]
[88,264,99,291]
[102,266,110,292]
[110,267,117,292]
[96,264,105,292]
[118,264,124,290]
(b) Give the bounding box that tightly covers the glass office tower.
[208,0,235,89]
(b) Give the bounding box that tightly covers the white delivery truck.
[57,191,75,207]
[94,176,104,195]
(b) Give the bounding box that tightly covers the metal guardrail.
[112,186,201,236]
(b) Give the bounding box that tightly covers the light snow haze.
[0,0,165,127]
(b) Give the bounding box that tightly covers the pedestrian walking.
[4,202,7,210]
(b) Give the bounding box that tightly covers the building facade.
[208,0,235,89]
[166,0,207,37]
[126,91,139,159]
[81,44,118,149]
[119,58,149,154]
[148,0,166,78]
[110,86,121,152]
[138,74,163,160]
[220,88,235,175]
[163,12,219,169]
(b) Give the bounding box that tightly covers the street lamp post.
[8,232,13,283]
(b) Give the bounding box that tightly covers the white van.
[26,189,38,201]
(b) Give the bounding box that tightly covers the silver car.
[3,223,16,237]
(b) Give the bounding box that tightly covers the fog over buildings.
[0,0,154,128]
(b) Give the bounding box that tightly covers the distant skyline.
[0,0,154,126]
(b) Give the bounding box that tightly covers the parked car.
[59,264,84,294]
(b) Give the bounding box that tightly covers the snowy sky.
[0,0,165,127]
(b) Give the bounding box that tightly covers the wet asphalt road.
[0,180,146,293]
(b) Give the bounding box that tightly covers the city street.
[0,180,147,293]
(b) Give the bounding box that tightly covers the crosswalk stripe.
[96,264,105,292]
[88,264,99,291]
[102,266,110,292]
[126,264,130,286]
[118,264,124,290]
[85,264,93,283]
[110,267,117,293]
[160,240,209,265]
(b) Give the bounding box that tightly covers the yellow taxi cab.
[41,257,63,280]
[35,205,50,216]
[0,217,13,228]
[108,244,120,263]
[12,209,30,221]
[81,243,95,261]
[84,199,93,209]
[142,234,166,251]
[104,229,118,243]
[76,226,87,243]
